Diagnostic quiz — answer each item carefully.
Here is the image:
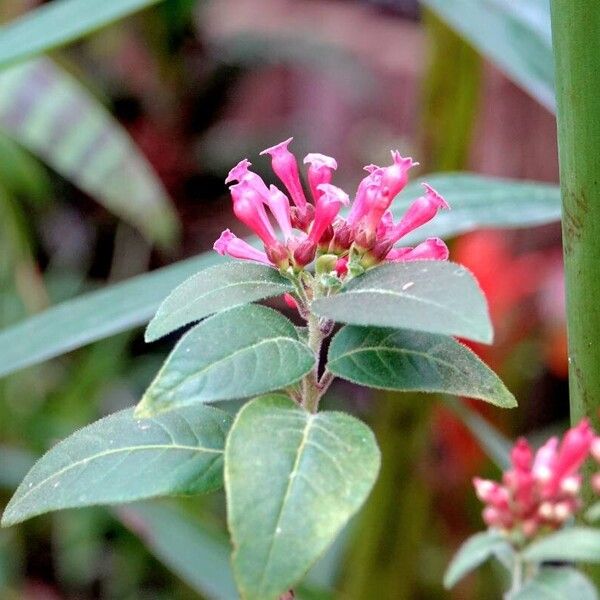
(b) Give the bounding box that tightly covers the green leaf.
[225,394,380,600]
[444,530,513,588]
[1,405,231,527]
[0,170,562,376]
[395,173,561,245]
[442,397,512,469]
[586,502,600,523]
[119,502,240,600]
[312,261,493,343]
[136,305,315,417]
[513,567,598,600]
[327,326,516,408]
[0,252,222,379]
[0,0,163,69]
[146,262,293,342]
[120,502,335,600]
[522,527,600,564]
[0,58,178,244]
[422,0,554,111]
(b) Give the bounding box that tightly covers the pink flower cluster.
[474,419,596,539]
[214,138,449,275]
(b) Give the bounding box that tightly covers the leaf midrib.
[157,278,291,322]
[324,287,482,331]
[329,343,464,374]
[256,413,314,596]
[156,336,309,398]
[6,442,223,513]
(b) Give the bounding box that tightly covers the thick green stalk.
[550,3,600,431]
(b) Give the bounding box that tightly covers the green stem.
[550,2,600,433]
[509,554,523,597]
[303,313,324,413]
[550,3,600,585]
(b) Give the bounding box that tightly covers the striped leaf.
[0,58,178,244]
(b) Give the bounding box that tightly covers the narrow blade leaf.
[119,502,240,600]
[1,405,231,527]
[226,394,380,600]
[444,530,513,588]
[0,172,562,376]
[312,261,493,343]
[0,0,162,69]
[395,173,561,245]
[145,262,292,342]
[136,305,315,417]
[0,252,222,379]
[327,326,516,408]
[422,0,555,111]
[442,397,512,469]
[514,567,598,600]
[522,527,600,564]
[0,58,178,244]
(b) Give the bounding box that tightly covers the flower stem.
[303,312,324,413]
[509,554,523,597]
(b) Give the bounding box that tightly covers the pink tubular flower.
[261,138,308,209]
[215,141,451,273]
[389,238,449,262]
[308,183,349,245]
[267,185,293,240]
[231,182,279,249]
[544,419,594,495]
[214,230,271,265]
[473,419,595,540]
[388,183,450,244]
[346,168,383,226]
[304,153,337,202]
[380,151,417,199]
[225,159,270,198]
[283,292,298,309]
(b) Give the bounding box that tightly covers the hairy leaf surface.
[2,405,231,526]
[146,262,292,342]
[226,394,380,600]
[327,326,516,408]
[137,305,315,417]
[313,261,492,343]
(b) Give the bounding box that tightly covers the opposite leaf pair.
[2,145,517,599]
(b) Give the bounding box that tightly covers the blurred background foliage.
[0,0,565,598]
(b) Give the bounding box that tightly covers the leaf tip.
[133,400,154,419]
[143,321,161,343]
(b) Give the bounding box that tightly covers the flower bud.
[293,239,317,267]
[214,229,271,265]
[265,242,290,269]
[283,293,298,309]
[261,137,308,209]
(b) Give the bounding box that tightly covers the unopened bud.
[265,242,290,269]
[318,225,334,246]
[293,239,317,267]
[315,254,338,275]
[290,205,314,231]
[283,293,298,309]
[354,225,376,250]
[332,221,354,250]
[592,438,600,462]
[553,501,573,522]
[522,519,539,538]
[560,476,581,495]
[538,502,554,520]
